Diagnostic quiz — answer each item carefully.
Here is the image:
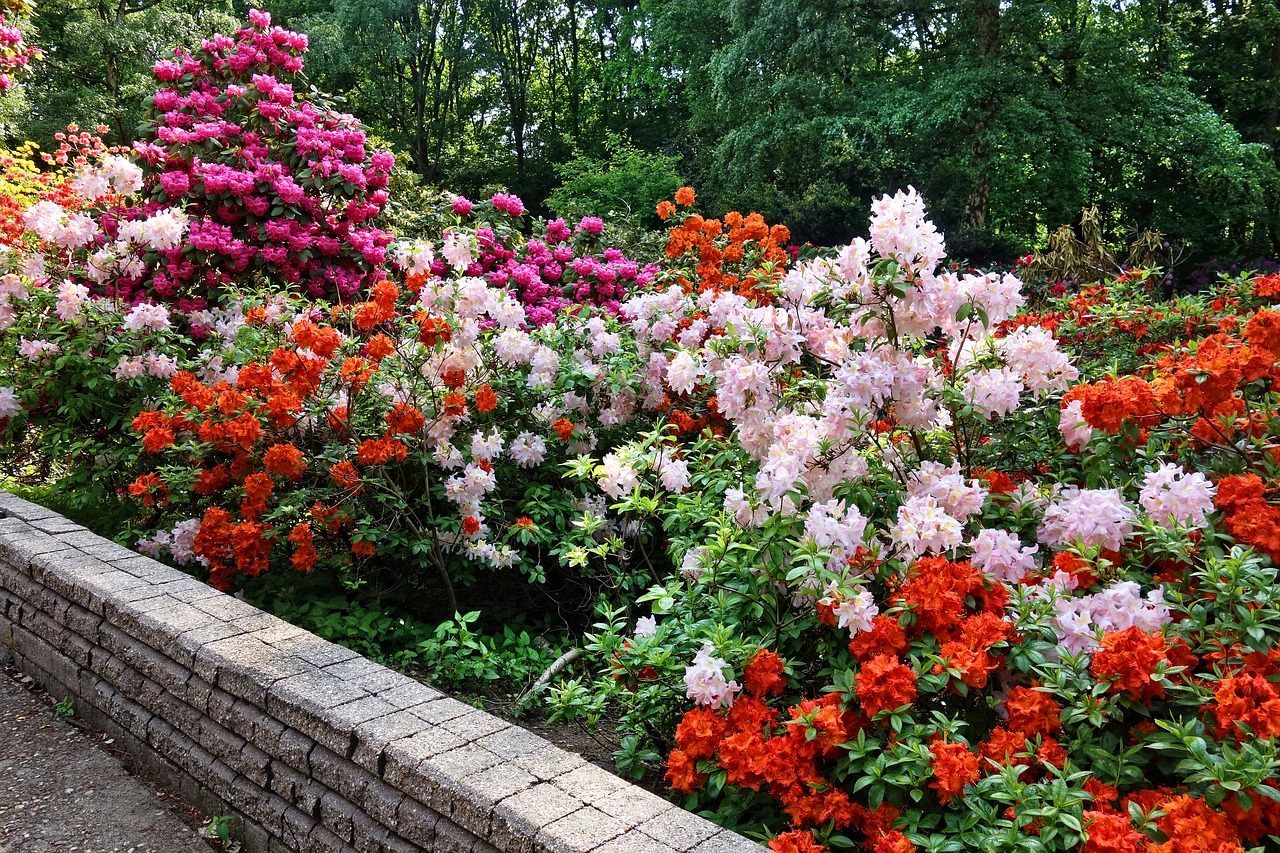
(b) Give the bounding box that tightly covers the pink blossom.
[0,386,21,418]
[1058,400,1093,450]
[683,644,741,709]
[970,528,1039,583]
[1038,488,1135,551]
[1139,463,1216,529]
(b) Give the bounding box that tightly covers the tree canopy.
[7,0,1279,261]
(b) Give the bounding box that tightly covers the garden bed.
[0,488,759,853]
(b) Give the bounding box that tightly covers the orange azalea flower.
[356,437,408,466]
[291,319,342,359]
[1090,627,1169,703]
[351,539,376,558]
[193,464,232,495]
[365,333,395,362]
[141,426,175,454]
[674,707,727,760]
[128,473,169,507]
[856,654,917,717]
[929,739,979,804]
[288,523,317,573]
[418,315,451,347]
[443,392,466,417]
[328,460,361,490]
[474,384,498,413]
[551,417,574,441]
[1003,686,1063,738]
[240,471,274,520]
[674,186,696,207]
[664,748,705,793]
[385,403,425,435]
[263,443,306,481]
[339,357,374,390]
[743,650,787,698]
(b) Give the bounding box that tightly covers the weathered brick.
[533,807,626,853]
[693,830,770,853]
[311,743,371,804]
[352,708,435,775]
[490,783,584,853]
[637,808,721,851]
[438,709,510,744]
[395,798,438,848]
[319,790,358,842]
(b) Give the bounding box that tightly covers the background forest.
[4,0,1280,268]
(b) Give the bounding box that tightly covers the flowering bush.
[549,190,1280,853]
[112,193,665,617]
[0,0,40,91]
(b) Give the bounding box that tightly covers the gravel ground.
[0,652,206,853]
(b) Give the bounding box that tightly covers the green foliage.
[546,136,683,228]
[19,0,238,146]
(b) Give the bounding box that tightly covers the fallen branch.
[515,647,583,708]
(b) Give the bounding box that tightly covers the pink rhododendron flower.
[683,644,740,709]
[1039,488,1136,551]
[1139,463,1216,529]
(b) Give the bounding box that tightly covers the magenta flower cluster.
[442,196,657,327]
[0,6,40,91]
[119,9,393,304]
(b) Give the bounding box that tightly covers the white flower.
[634,616,657,638]
[123,302,170,333]
[0,386,22,418]
[508,432,546,467]
[683,644,741,709]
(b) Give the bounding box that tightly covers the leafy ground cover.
[4,12,1280,853]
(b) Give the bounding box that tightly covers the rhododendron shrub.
[550,192,1280,852]
[0,131,195,506]
[0,0,39,91]
[122,197,656,607]
[125,9,393,303]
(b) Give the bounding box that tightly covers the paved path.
[0,655,205,853]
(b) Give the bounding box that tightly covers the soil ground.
[0,649,206,853]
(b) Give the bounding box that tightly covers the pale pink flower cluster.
[683,644,741,709]
[123,302,171,333]
[908,462,988,521]
[598,450,641,498]
[0,273,26,331]
[1039,488,1136,551]
[997,326,1079,392]
[391,239,434,276]
[970,528,1039,583]
[23,200,99,248]
[890,495,963,559]
[868,187,946,272]
[0,386,20,418]
[136,518,202,566]
[56,280,90,322]
[1051,581,1172,654]
[666,350,701,395]
[441,231,475,270]
[964,367,1024,419]
[822,587,879,636]
[72,155,143,200]
[508,432,546,467]
[634,615,657,638]
[1058,400,1093,450]
[139,210,190,252]
[113,355,146,379]
[1139,463,1216,530]
[17,338,61,361]
[654,450,691,493]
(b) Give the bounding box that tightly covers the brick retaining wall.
[0,490,760,853]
